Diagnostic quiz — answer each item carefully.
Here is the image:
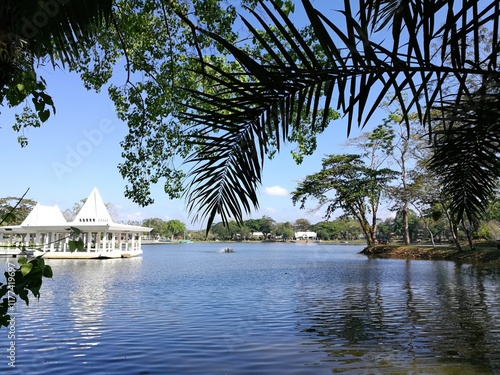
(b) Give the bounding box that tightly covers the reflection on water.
[1,244,500,374]
[296,258,500,374]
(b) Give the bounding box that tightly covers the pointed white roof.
[21,203,67,226]
[0,187,152,234]
[73,187,112,225]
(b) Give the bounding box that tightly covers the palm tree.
[182,0,500,228]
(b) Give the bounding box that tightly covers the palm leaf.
[0,0,111,91]
[429,90,500,221]
[182,0,500,227]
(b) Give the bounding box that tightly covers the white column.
[96,232,102,252]
[86,232,91,252]
[102,232,107,252]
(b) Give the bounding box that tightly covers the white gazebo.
[0,187,152,259]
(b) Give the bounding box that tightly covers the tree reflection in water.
[295,258,500,373]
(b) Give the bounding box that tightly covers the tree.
[211,220,249,240]
[165,219,186,239]
[0,196,37,225]
[409,166,466,251]
[142,218,169,239]
[344,120,397,235]
[392,209,421,243]
[313,220,342,240]
[211,222,230,240]
[372,108,428,246]
[62,199,87,222]
[244,216,275,236]
[35,0,332,229]
[292,154,397,247]
[376,218,394,243]
[293,218,311,232]
[4,0,283,221]
[181,0,500,229]
[274,222,294,240]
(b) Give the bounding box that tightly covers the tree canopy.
[292,154,398,246]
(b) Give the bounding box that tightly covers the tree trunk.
[370,210,378,245]
[402,202,411,245]
[463,222,475,250]
[411,203,435,248]
[443,208,462,251]
[355,214,376,247]
[369,196,380,245]
[428,229,436,248]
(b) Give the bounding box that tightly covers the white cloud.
[264,185,289,196]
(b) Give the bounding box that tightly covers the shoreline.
[143,239,500,270]
[361,243,500,270]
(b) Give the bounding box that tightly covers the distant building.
[294,231,317,240]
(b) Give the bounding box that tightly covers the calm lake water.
[1,242,500,374]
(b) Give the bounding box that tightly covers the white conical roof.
[73,187,112,224]
[21,203,67,226]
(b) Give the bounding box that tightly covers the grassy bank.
[361,241,500,269]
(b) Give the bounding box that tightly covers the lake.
[1,242,500,374]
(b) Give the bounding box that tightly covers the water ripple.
[1,244,499,374]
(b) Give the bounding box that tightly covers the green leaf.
[20,263,33,276]
[43,266,53,278]
[0,315,10,328]
[69,227,82,235]
[68,239,84,252]
[39,109,51,123]
[36,258,45,268]
[18,290,29,306]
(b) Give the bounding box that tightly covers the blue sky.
[1,67,381,229]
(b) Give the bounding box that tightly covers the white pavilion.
[0,187,152,259]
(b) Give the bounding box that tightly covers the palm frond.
[182,0,500,227]
[429,90,500,221]
[181,103,268,230]
[1,0,112,63]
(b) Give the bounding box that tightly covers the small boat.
[223,247,234,253]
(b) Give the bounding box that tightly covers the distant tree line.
[141,218,186,240]
[183,204,500,245]
[2,186,498,248]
